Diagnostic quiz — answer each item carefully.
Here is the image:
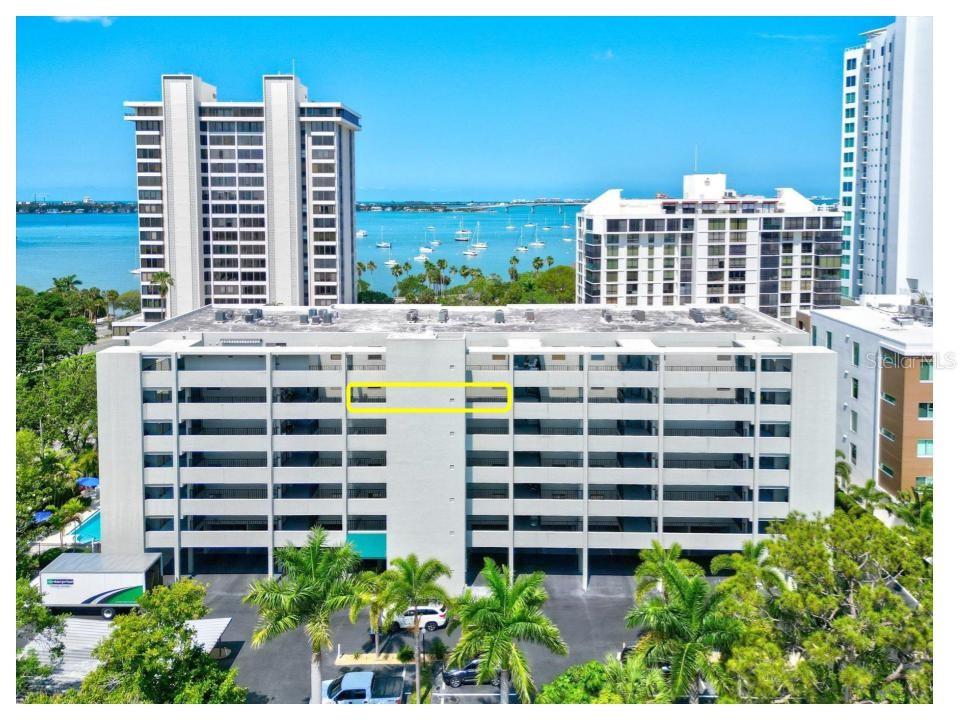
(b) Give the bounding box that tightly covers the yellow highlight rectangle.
[346,381,513,415]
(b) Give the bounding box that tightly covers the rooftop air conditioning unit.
[525,309,535,323]
[438,308,449,323]
[631,310,646,321]
[406,309,419,323]
[494,309,505,324]
[299,315,309,325]
[892,316,914,326]
[720,307,737,321]
[214,310,228,322]
[689,308,706,323]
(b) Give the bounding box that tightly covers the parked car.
[321,671,405,704]
[389,604,447,632]
[441,658,501,688]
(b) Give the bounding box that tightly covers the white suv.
[389,604,447,632]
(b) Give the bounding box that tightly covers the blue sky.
[17,15,891,201]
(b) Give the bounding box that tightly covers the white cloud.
[592,49,615,61]
[53,16,115,27]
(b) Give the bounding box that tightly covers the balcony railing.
[349,364,386,371]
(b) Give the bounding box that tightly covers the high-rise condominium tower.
[576,174,843,324]
[124,74,360,323]
[839,17,932,300]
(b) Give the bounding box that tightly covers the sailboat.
[418,245,433,254]
[515,226,528,253]
[523,208,536,228]
[375,227,391,249]
[561,211,571,230]
[529,225,545,249]
[356,229,368,238]
[414,253,429,262]
[471,222,487,249]
[454,217,472,241]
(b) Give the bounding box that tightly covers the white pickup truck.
[321,671,405,704]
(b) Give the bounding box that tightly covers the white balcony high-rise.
[839,17,932,300]
[123,74,360,324]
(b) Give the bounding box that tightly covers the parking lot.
[199,569,640,704]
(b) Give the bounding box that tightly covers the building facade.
[798,296,933,495]
[124,74,360,323]
[839,17,932,300]
[98,304,836,589]
[576,174,843,324]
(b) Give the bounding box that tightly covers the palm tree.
[390,264,405,297]
[47,496,86,548]
[152,271,174,300]
[603,652,671,704]
[546,256,555,268]
[356,261,367,278]
[105,289,120,320]
[709,540,785,594]
[848,477,890,513]
[531,256,544,274]
[634,541,703,600]
[379,554,451,703]
[52,275,81,293]
[243,527,361,703]
[365,260,377,273]
[888,484,933,530]
[626,561,742,703]
[349,569,390,656]
[447,557,568,703]
[835,450,852,492]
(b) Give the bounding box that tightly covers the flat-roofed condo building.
[576,174,843,323]
[124,74,360,323]
[839,17,932,299]
[97,303,835,589]
[797,295,933,495]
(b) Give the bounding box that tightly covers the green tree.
[244,527,360,703]
[531,256,545,274]
[47,496,87,548]
[17,353,98,455]
[835,449,852,491]
[633,541,704,600]
[723,510,932,703]
[380,554,451,702]
[114,289,141,317]
[105,289,120,320]
[448,557,567,703]
[847,477,890,513]
[349,569,390,655]
[25,579,245,704]
[710,540,785,595]
[152,271,174,300]
[888,484,933,531]
[52,275,82,293]
[16,578,64,696]
[626,560,742,703]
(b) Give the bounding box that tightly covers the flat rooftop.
[811,305,933,352]
[139,304,799,337]
[41,552,163,574]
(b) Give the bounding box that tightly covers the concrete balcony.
[272,402,343,419]
[513,369,585,386]
[180,530,271,548]
[466,466,511,483]
[273,434,344,452]
[662,436,754,454]
[662,404,754,422]
[466,435,512,452]
[513,498,583,516]
[144,467,176,485]
[758,372,793,389]
[587,404,659,421]
[144,499,176,516]
[346,466,388,483]
[179,402,268,420]
[513,530,585,549]
[662,468,754,485]
[662,370,755,389]
[466,498,510,515]
[141,370,173,386]
[273,498,343,515]
[181,498,269,515]
[587,435,658,453]
[758,437,791,455]
[273,466,345,483]
[144,530,176,548]
[660,532,753,552]
[757,501,790,518]
[757,469,790,485]
[758,406,791,422]
[143,436,174,453]
[466,530,510,547]
[514,466,583,484]
[587,467,658,484]
[586,370,658,387]
[272,370,342,386]
[178,467,269,484]
[588,531,658,550]
[587,499,658,516]
[179,435,270,452]
[346,435,387,452]
[177,370,267,387]
[661,500,753,518]
[142,404,175,421]
[513,435,585,452]
[513,404,585,420]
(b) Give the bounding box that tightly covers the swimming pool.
[73,510,101,544]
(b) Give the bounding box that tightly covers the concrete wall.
[789,350,837,517]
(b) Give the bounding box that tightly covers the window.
[849,443,857,465]
[852,342,860,367]
[846,58,857,70]
[851,377,859,399]
[918,402,933,419]
[880,427,895,442]
[826,331,833,349]
[881,392,896,405]
[916,439,933,458]
[812,326,818,345]
[880,464,895,478]
[915,476,933,487]
[850,410,858,432]
[919,359,933,382]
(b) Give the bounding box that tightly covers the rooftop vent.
[892,316,914,327]
[298,314,309,325]
[601,309,613,323]
[631,310,646,322]
[309,315,324,324]
[438,308,449,323]
[308,308,318,317]
[494,309,505,324]
[243,311,257,323]
[214,310,229,322]
[524,309,535,323]
[689,308,706,323]
[320,309,333,325]
[406,309,419,323]
[720,306,738,321]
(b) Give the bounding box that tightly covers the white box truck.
[38,553,163,619]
